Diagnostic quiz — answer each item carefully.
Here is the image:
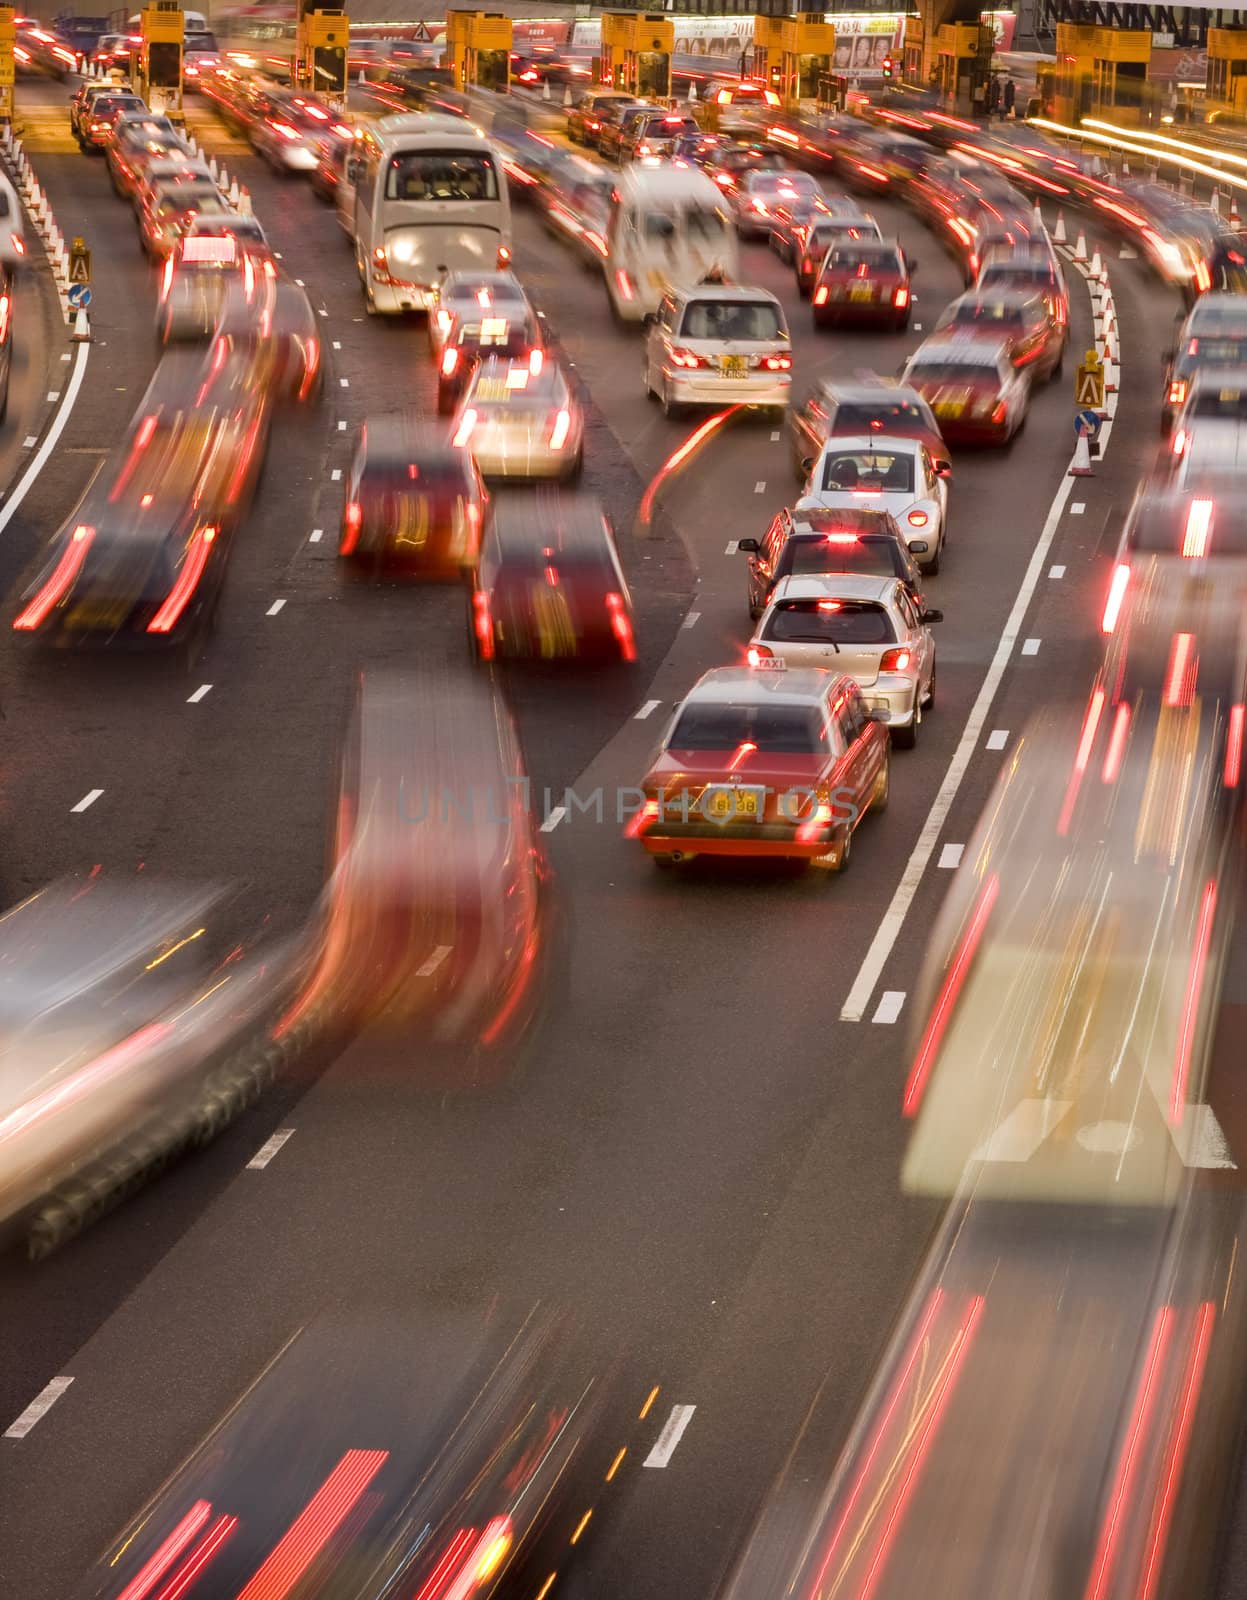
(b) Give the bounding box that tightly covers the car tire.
[894,699,921,750]
[924,542,941,578]
[662,382,683,421]
[871,751,890,812]
[437,385,454,417]
[797,280,811,300]
[644,365,657,400]
[563,452,584,483]
[895,314,910,332]
[834,826,852,872]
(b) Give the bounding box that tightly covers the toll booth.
[1208,28,1247,118]
[932,21,992,117]
[138,0,182,122]
[0,8,13,127]
[294,2,347,107]
[901,14,925,89]
[751,11,833,110]
[445,10,511,94]
[600,11,673,101]
[1053,22,1151,125]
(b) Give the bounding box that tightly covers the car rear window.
[1190,386,1247,418]
[680,300,784,340]
[835,401,928,432]
[1180,338,1247,369]
[782,537,902,581]
[765,599,896,645]
[829,246,903,272]
[909,356,999,382]
[363,457,469,498]
[821,449,914,495]
[669,702,823,753]
[944,301,1026,328]
[470,364,565,406]
[457,316,537,348]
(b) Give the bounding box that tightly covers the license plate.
[67,601,127,630]
[934,400,963,419]
[707,788,757,818]
[849,285,874,301]
[720,355,747,375]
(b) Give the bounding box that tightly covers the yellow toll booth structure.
[931,21,992,116]
[1207,28,1247,118]
[751,12,834,110]
[600,12,673,102]
[445,10,512,94]
[295,3,348,107]
[138,0,183,122]
[0,7,14,127]
[1053,22,1151,125]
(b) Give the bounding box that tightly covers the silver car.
[796,433,949,570]
[748,573,940,748]
[1171,367,1247,488]
[453,352,583,481]
[429,269,530,360]
[644,284,791,417]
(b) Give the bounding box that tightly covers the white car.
[1170,369,1247,487]
[796,433,948,569]
[0,173,23,267]
[644,283,791,418]
[452,352,583,481]
[747,574,940,748]
[428,269,530,360]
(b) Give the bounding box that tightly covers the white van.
[604,163,737,325]
[350,113,512,315]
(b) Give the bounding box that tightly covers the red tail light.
[497,245,511,266]
[1226,704,1245,787]
[669,348,705,368]
[893,286,910,308]
[1102,562,1130,633]
[452,409,477,448]
[11,233,23,257]
[472,590,494,658]
[148,527,217,634]
[549,409,571,450]
[1195,259,1212,293]
[0,293,10,344]
[606,591,635,660]
[160,257,174,301]
[880,647,911,672]
[762,354,792,370]
[13,524,96,631]
[1168,378,1187,406]
[991,400,1008,425]
[813,285,830,305]
[341,501,363,554]
[746,643,774,666]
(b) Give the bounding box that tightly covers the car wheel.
[894,699,921,750]
[871,751,890,812]
[662,382,682,420]
[437,385,454,416]
[797,280,811,300]
[643,364,657,400]
[924,543,941,577]
[563,452,584,483]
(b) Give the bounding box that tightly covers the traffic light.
[881,54,894,80]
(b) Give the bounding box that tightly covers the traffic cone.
[1031,201,1044,231]
[219,167,230,194]
[563,85,572,107]
[238,186,252,216]
[1070,429,1093,476]
[228,178,240,205]
[541,80,550,101]
[1212,188,1222,216]
[1088,247,1102,280]
[71,307,90,341]
[1074,229,1088,262]
[1231,194,1243,231]
[209,156,219,182]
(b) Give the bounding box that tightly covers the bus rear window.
[385,151,499,202]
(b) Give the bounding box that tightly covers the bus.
[349,113,512,316]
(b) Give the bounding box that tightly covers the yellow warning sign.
[1076,348,1104,410]
[68,237,91,284]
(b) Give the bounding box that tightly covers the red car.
[932,287,1065,381]
[902,335,1031,447]
[78,90,146,150]
[812,238,914,331]
[628,665,890,872]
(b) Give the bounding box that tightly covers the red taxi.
[437,305,543,415]
[902,334,1031,447]
[628,665,889,872]
[812,238,913,331]
[340,415,486,576]
[78,91,146,150]
[105,112,187,199]
[156,226,274,343]
[932,287,1065,382]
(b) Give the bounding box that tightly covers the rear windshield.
[669,702,824,754]
[909,356,999,382]
[829,246,903,271]
[944,301,1027,327]
[362,457,468,498]
[456,317,536,349]
[450,279,526,305]
[1180,338,1247,369]
[385,151,498,202]
[1190,387,1247,418]
[979,265,1060,292]
[765,599,896,645]
[680,300,783,340]
[470,366,564,406]
[836,400,928,432]
[95,96,144,114]
[748,172,816,197]
[821,450,914,495]
[811,220,876,245]
[782,537,903,581]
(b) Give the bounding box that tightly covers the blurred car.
[622,109,701,162]
[788,378,950,490]
[0,276,13,418]
[644,284,791,417]
[709,78,782,134]
[453,352,583,482]
[1169,369,1247,485]
[628,665,889,872]
[137,178,232,258]
[87,32,133,73]
[437,302,543,415]
[1111,483,1247,573]
[747,574,940,748]
[729,167,821,241]
[429,269,530,360]
[156,226,271,343]
[796,434,949,571]
[471,492,635,661]
[566,88,640,146]
[766,195,830,262]
[106,112,188,198]
[738,505,926,618]
[532,155,613,264]
[812,237,914,331]
[1162,292,1247,433]
[309,121,355,204]
[902,335,1031,447]
[975,239,1070,321]
[932,287,1065,381]
[705,142,782,189]
[340,414,485,574]
[251,92,328,173]
[598,101,658,162]
[793,210,884,296]
[0,173,23,268]
[70,77,128,139]
[77,90,146,150]
[131,151,214,211]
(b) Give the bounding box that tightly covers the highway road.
[2,70,1247,1600]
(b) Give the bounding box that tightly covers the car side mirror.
[800,456,814,474]
[737,537,760,553]
[907,539,929,554]
[934,461,951,478]
[921,608,943,624]
[642,311,657,325]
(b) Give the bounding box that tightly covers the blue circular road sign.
[68,284,92,310]
[1075,408,1102,439]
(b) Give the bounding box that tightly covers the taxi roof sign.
[182,235,236,262]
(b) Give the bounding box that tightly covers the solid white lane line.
[266,599,286,616]
[187,684,212,703]
[0,342,90,540]
[309,528,324,543]
[636,700,661,719]
[1021,638,1040,656]
[247,1129,295,1170]
[683,612,700,629]
[725,539,739,554]
[1049,564,1066,579]
[872,990,906,1024]
[938,843,963,869]
[644,1404,696,1468]
[71,789,102,813]
[540,806,567,833]
[986,730,1009,750]
[416,945,452,978]
[5,1377,73,1439]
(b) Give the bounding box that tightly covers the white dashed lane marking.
[725,539,738,554]
[636,700,661,719]
[247,1129,295,1170]
[309,528,324,543]
[754,481,765,493]
[21,435,35,447]
[187,684,212,703]
[683,612,700,629]
[540,806,567,833]
[644,1405,696,1468]
[70,789,102,813]
[4,1377,73,1439]
[331,469,342,480]
[1021,638,1040,656]
[938,843,964,869]
[1070,503,1085,515]
[872,990,906,1024]
[986,730,1009,751]
[415,945,452,978]
[266,599,286,616]
[1049,564,1066,579]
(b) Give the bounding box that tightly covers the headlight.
[389,236,416,265]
